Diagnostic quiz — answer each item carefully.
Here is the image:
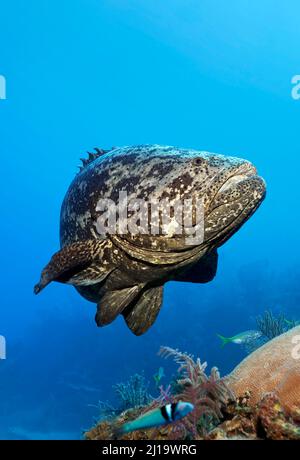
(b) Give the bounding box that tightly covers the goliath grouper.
[34,145,266,335]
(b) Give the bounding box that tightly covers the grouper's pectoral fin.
[95,284,144,327]
[34,239,113,294]
[123,286,164,336]
[173,249,218,284]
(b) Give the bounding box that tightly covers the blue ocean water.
[0,1,299,439]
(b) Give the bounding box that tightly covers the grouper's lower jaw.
[204,174,266,247]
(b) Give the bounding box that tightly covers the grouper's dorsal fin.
[34,239,112,294]
[78,147,111,173]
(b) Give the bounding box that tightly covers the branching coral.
[91,400,119,421]
[256,310,286,339]
[159,346,234,436]
[95,373,151,421]
[114,373,151,410]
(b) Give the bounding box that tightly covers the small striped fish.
[116,401,194,437]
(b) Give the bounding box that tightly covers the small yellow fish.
[153,367,165,387]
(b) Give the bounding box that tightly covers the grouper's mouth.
[205,163,266,246]
[217,164,257,194]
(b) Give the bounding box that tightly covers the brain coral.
[227,326,300,413]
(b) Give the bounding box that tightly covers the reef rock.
[227,326,300,412]
[206,393,300,440]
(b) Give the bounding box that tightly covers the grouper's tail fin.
[34,240,112,294]
[217,334,231,348]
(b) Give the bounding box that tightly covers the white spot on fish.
[77,211,92,229]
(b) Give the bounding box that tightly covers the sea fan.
[159,346,234,437]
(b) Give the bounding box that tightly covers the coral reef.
[257,393,300,440]
[206,393,300,440]
[85,334,300,440]
[227,326,300,412]
[85,346,233,440]
[85,391,300,441]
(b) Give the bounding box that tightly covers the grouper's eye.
[193,158,204,166]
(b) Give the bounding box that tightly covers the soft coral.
[159,346,235,437]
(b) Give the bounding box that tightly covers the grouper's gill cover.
[34,145,266,335]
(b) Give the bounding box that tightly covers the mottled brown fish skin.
[35,145,266,335]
